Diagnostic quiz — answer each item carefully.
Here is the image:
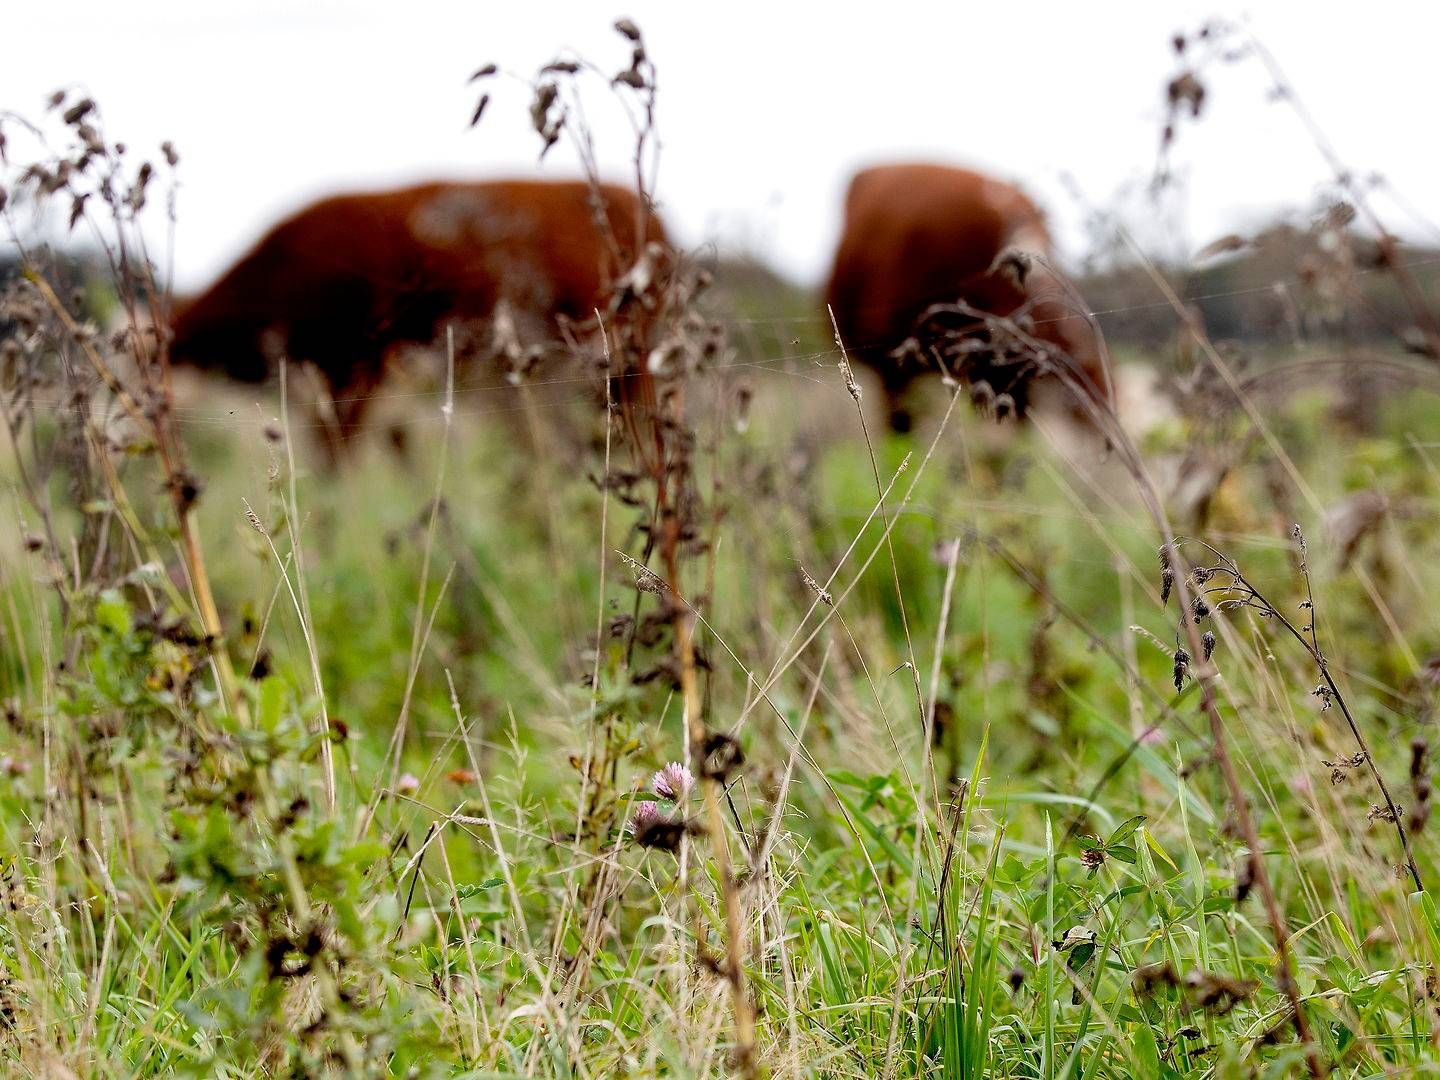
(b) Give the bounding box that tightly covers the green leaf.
[832,787,912,872]
[1107,814,1146,846]
[1067,942,1096,970]
[1143,828,1181,874]
[257,676,286,734]
[826,769,870,790]
[95,591,132,637]
[1134,1019,1161,1076]
[456,878,505,898]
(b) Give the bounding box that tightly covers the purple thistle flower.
[652,761,694,801]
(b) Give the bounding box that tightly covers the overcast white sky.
[5,1,1437,291]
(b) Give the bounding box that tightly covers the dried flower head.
[1158,544,1177,605]
[1172,648,1191,692]
[1132,961,1179,996]
[243,500,266,536]
[631,802,692,853]
[799,566,833,606]
[171,471,202,514]
[1185,969,1257,1015]
[1409,738,1431,834]
[630,799,662,833]
[838,353,862,404]
[1322,751,1366,785]
[617,550,668,595]
[529,82,559,134]
[62,98,95,126]
[698,731,745,781]
[1234,852,1255,903]
[1166,71,1206,119]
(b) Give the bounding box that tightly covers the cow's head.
[168,299,273,384]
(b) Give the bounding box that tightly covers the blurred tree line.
[1078,222,1440,360]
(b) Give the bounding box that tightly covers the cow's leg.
[332,369,381,466]
[886,396,914,434]
[385,421,414,467]
[307,360,383,470]
[879,365,915,434]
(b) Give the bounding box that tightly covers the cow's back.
[827,165,1045,361]
[170,179,663,386]
[824,163,1108,428]
[392,180,660,322]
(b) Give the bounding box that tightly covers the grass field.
[2,302,1440,1078]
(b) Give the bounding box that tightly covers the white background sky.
[5,1,1437,291]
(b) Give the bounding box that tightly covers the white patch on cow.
[1112,364,1175,439]
[408,189,502,248]
[1006,222,1051,260]
[1032,361,1175,467]
[980,178,1051,259]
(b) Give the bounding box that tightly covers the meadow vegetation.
[1,18,1439,1079]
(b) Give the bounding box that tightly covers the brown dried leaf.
[67,193,89,232]
[530,82,558,132]
[1195,233,1247,260]
[62,98,95,125]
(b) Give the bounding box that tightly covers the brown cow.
[824,163,1111,432]
[169,179,665,458]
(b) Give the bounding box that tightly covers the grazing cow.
[824,163,1111,432]
[168,179,665,459]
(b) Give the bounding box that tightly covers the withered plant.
[888,246,1336,1072]
[471,21,756,1070]
[0,98,405,1074]
[1160,530,1422,892]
